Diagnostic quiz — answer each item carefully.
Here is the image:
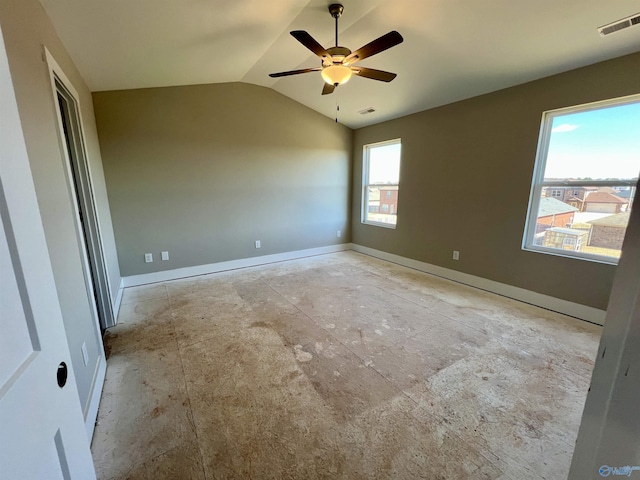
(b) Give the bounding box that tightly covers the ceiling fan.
[269,3,403,95]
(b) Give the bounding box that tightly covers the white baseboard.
[112,277,124,321]
[84,354,106,441]
[351,244,606,325]
[119,242,605,324]
[122,243,352,287]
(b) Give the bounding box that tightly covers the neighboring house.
[592,187,618,195]
[583,192,628,213]
[378,186,399,215]
[367,188,380,213]
[613,187,635,210]
[566,196,585,211]
[535,197,579,235]
[542,227,589,252]
[588,212,631,250]
[542,186,597,206]
[541,186,634,213]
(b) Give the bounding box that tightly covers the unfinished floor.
[91,251,601,480]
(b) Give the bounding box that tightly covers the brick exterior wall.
[379,189,399,215]
[535,212,575,234]
[589,225,626,250]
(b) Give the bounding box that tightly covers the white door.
[0,26,96,479]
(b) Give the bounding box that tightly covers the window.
[362,139,401,228]
[523,95,640,264]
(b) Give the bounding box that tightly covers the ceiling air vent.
[358,107,376,115]
[598,13,640,36]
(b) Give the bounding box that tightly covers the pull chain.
[335,90,340,123]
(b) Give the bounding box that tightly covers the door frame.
[44,48,109,438]
[44,48,115,331]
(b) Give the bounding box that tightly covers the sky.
[368,142,401,184]
[545,100,640,180]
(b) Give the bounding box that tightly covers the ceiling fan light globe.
[321,65,352,86]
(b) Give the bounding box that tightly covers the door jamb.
[43,47,109,439]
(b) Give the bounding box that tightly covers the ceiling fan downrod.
[329,4,344,47]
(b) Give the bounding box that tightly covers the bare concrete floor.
[91,252,601,479]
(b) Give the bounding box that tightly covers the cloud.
[552,123,579,133]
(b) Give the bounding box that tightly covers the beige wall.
[0,0,120,415]
[94,83,352,277]
[352,52,640,311]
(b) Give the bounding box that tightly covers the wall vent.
[358,107,376,115]
[598,13,640,36]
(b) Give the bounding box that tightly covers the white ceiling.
[39,0,640,129]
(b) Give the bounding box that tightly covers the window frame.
[361,138,402,229]
[522,94,640,265]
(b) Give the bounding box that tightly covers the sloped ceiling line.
[38,0,640,128]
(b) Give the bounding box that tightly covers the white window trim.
[362,138,401,229]
[522,94,640,265]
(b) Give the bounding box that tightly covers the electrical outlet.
[144,253,153,263]
[255,240,261,249]
[337,230,341,238]
[161,251,169,261]
[453,250,460,261]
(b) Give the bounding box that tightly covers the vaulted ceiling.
[39,0,640,128]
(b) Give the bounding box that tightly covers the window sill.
[362,220,397,229]
[522,245,619,266]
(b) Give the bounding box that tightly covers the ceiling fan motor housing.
[325,46,351,66]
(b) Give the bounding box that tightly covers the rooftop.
[588,212,631,227]
[546,227,589,237]
[584,192,628,204]
[538,197,579,217]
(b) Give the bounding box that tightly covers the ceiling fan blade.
[291,31,331,60]
[344,31,403,65]
[269,67,321,78]
[322,83,335,95]
[352,67,397,82]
